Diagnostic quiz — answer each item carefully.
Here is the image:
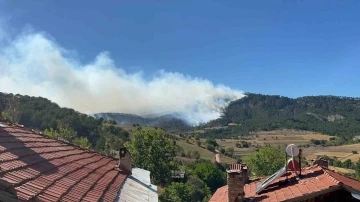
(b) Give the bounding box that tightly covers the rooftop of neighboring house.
[0,122,158,202]
[210,162,360,202]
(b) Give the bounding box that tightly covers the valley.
[2,92,360,176]
[116,124,350,165]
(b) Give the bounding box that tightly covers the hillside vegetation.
[95,112,192,132]
[200,93,360,138]
[0,92,130,155]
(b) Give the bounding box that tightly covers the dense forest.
[199,93,360,138]
[95,112,192,132]
[0,92,130,155]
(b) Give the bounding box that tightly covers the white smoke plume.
[0,26,245,125]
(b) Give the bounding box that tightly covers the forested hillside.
[0,92,130,155]
[95,112,192,132]
[3,92,360,146]
[200,93,360,138]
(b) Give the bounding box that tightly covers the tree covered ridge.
[95,112,192,132]
[0,92,130,154]
[201,93,360,138]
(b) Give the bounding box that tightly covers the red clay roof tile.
[210,165,347,202]
[326,169,360,191]
[0,123,129,202]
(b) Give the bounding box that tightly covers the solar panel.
[256,144,301,194]
[255,166,286,194]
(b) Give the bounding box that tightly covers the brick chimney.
[227,164,248,202]
[312,158,328,168]
[118,147,132,174]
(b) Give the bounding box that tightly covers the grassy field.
[255,130,330,145]
[215,139,256,156]
[118,125,157,133]
[176,140,215,161]
[303,143,360,162]
[213,130,331,157]
[329,166,356,174]
[176,139,236,164]
[179,129,334,163]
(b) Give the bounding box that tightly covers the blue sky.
[1,0,360,98]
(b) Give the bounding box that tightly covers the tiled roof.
[209,165,354,202]
[326,169,360,191]
[209,185,228,202]
[0,122,129,202]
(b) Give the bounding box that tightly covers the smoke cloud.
[0,26,244,125]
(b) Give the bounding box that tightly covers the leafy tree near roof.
[125,128,178,185]
[159,182,191,202]
[159,176,211,202]
[57,120,77,142]
[44,128,59,139]
[186,176,211,202]
[186,160,226,193]
[95,136,107,152]
[244,146,285,177]
[73,137,91,149]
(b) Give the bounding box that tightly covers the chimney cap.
[311,158,329,168]
[312,157,328,162]
[227,163,247,173]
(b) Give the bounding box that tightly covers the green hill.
[199,93,360,138]
[3,92,360,145]
[94,112,192,132]
[0,92,130,155]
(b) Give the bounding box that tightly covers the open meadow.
[303,143,360,162]
[213,129,331,156]
[176,139,236,164]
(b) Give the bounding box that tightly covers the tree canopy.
[159,182,191,202]
[185,160,226,193]
[244,146,285,176]
[124,128,178,185]
[159,176,211,202]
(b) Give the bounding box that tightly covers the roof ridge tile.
[323,169,341,185]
